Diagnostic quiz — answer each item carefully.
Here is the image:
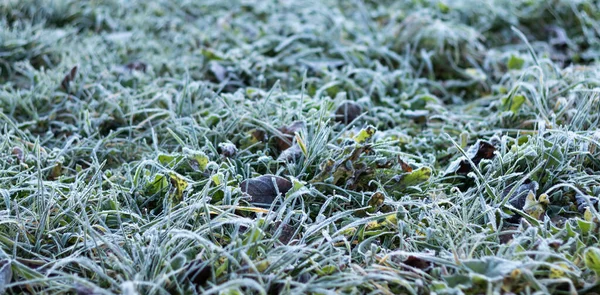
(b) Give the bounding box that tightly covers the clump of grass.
[1,0,600,294]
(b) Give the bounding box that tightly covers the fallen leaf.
[12,147,24,162]
[272,221,296,244]
[499,226,519,244]
[240,175,292,205]
[522,192,548,220]
[168,172,189,204]
[367,191,385,213]
[445,140,496,175]
[184,258,212,287]
[125,61,147,72]
[398,157,413,172]
[218,142,237,158]
[353,125,376,144]
[0,260,10,294]
[276,121,306,151]
[61,66,78,92]
[403,256,431,271]
[251,129,267,142]
[390,167,432,188]
[277,144,303,162]
[334,101,362,124]
[504,180,538,223]
[575,194,599,213]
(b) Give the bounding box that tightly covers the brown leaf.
[334,101,362,124]
[398,157,413,172]
[184,259,212,287]
[218,142,237,157]
[403,256,431,271]
[503,180,538,223]
[445,140,496,175]
[12,147,24,163]
[61,66,78,92]
[125,61,147,72]
[251,129,267,142]
[240,174,292,205]
[277,144,303,162]
[275,121,306,151]
[499,226,519,244]
[504,180,538,210]
[367,191,385,213]
[272,221,297,244]
[0,260,11,295]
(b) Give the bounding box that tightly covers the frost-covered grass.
[1,0,600,294]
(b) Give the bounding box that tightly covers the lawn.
[1,0,600,294]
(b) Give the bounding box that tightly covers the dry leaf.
[240,174,292,205]
[334,101,362,124]
[61,66,78,92]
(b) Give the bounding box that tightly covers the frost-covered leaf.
[335,101,362,124]
[353,125,376,144]
[240,175,292,205]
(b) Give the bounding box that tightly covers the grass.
[1,0,600,294]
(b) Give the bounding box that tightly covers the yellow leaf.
[168,172,189,204]
[353,125,376,144]
[584,207,593,222]
[523,192,547,220]
[549,263,569,279]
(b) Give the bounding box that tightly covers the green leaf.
[316,265,337,276]
[584,247,600,276]
[507,55,525,70]
[146,174,169,195]
[462,257,522,281]
[502,94,526,113]
[394,167,432,187]
[158,153,183,166]
[184,148,209,172]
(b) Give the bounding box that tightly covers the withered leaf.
[272,221,297,244]
[503,180,538,223]
[367,191,385,213]
[209,61,227,82]
[12,147,24,163]
[504,180,538,211]
[499,226,519,244]
[403,256,431,271]
[277,144,303,162]
[240,174,292,205]
[398,157,413,172]
[276,121,306,151]
[445,140,496,175]
[251,129,267,142]
[576,193,599,213]
[125,61,147,72]
[61,66,78,92]
[218,142,237,158]
[184,258,212,287]
[334,101,362,124]
[0,260,11,295]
